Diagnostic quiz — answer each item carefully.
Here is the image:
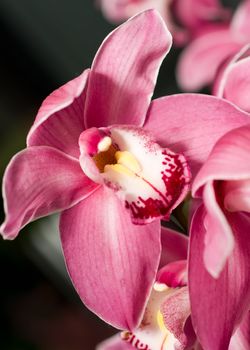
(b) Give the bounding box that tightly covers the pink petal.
[213,44,250,99]
[99,0,131,23]
[201,182,234,277]
[160,227,188,267]
[192,124,250,198]
[193,343,203,350]
[60,186,161,330]
[161,287,195,350]
[78,127,106,184]
[224,179,250,212]
[144,94,250,178]
[99,0,188,46]
[221,55,250,112]
[27,70,89,158]
[229,311,250,350]
[84,10,172,128]
[157,260,187,287]
[0,146,97,240]
[191,125,250,275]
[231,0,250,41]
[175,0,230,29]
[99,0,167,23]
[97,334,133,350]
[189,205,250,350]
[176,27,241,91]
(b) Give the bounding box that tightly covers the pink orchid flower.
[214,44,250,113]
[177,0,250,91]
[98,0,229,45]
[0,10,188,331]
[189,124,250,349]
[1,9,249,330]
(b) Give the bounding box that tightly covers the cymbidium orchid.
[189,124,250,350]
[98,0,230,45]
[177,0,250,91]
[1,9,250,331]
[1,10,188,330]
[214,44,250,113]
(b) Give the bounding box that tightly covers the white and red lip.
[79,125,191,224]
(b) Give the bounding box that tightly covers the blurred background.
[0,0,238,349]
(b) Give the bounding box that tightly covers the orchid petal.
[60,186,161,330]
[229,311,250,350]
[27,70,89,158]
[191,125,250,275]
[189,205,250,350]
[96,334,132,350]
[0,146,97,240]
[160,227,188,267]
[176,28,241,91]
[220,55,250,112]
[99,0,167,24]
[201,181,234,277]
[144,94,250,178]
[99,0,131,23]
[214,44,250,101]
[84,10,172,128]
[192,124,250,197]
[161,287,195,350]
[157,260,187,288]
[175,0,230,29]
[231,0,250,41]
[224,179,250,212]
[98,0,188,46]
[78,127,106,184]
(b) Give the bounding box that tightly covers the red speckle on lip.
[122,332,151,350]
[125,150,190,223]
[126,197,169,221]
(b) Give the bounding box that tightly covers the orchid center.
[121,286,178,350]
[93,136,142,177]
[79,126,190,224]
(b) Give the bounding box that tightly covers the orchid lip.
[79,125,191,224]
[120,287,180,350]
